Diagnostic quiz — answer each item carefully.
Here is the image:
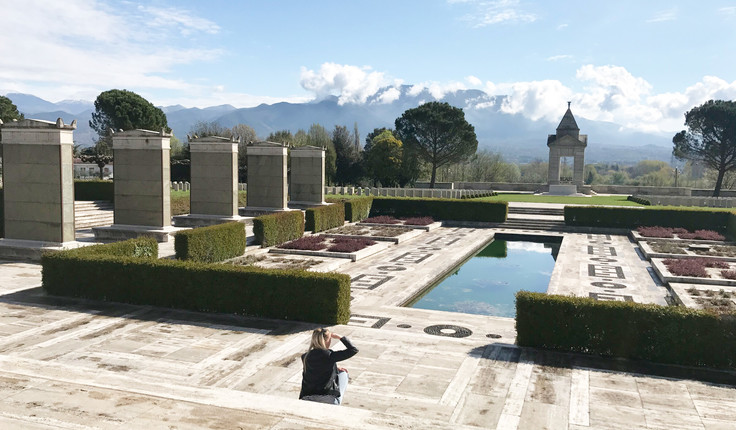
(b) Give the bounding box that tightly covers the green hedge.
[174,222,246,263]
[61,236,159,259]
[345,197,373,222]
[253,210,304,247]
[516,292,736,369]
[75,180,114,201]
[41,250,350,324]
[727,213,736,241]
[627,195,651,205]
[564,206,730,232]
[305,203,345,232]
[370,197,507,222]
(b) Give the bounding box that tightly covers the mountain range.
[4,88,675,164]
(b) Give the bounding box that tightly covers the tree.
[395,102,478,188]
[267,130,293,145]
[188,120,232,139]
[307,124,336,184]
[332,125,360,185]
[365,127,389,153]
[0,96,23,123]
[365,130,403,186]
[80,140,113,180]
[90,90,169,144]
[673,100,736,197]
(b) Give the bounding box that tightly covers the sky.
[1,0,735,134]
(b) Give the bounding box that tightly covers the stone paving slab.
[1,220,736,429]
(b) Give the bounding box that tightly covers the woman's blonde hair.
[308,328,331,352]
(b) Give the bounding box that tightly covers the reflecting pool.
[407,236,560,318]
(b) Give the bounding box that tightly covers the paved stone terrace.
[0,219,735,429]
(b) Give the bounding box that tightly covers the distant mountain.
[4,88,674,164]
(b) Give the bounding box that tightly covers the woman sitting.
[299,328,359,405]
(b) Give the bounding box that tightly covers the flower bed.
[663,258,729,278]
[277,235,376,253]
[362,216,401,225]
[362,215,435,226]
[637,226,725,241]
[685,288,736,315]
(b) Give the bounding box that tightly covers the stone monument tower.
[547,102,587,193]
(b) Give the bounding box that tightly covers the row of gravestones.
[0,118,325,246]
[325,186,488,199]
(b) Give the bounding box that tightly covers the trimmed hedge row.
[41,248,350,324]
[174,221,246,263]
[74,180,114,201]
[564,206,730,232]
[253,210,305,247]
[516,291,736,369]
[62,236,159,259]
[345,197,373,222]
[627,195,651,205]
[370,197,508,222]
[305,203,345,232]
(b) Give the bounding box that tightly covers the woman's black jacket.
[299,337,358,399]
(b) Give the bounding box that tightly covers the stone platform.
[0,205,734,429]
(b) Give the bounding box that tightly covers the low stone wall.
[590,185,691,196]
[634,194,736,208]
[691,189,736,198]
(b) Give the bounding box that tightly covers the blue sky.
[1,0,735,133]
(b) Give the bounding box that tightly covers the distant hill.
[5,88,673,164]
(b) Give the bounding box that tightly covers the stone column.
[0,118,76,243]
[245,142,288,211]
[290,146,325,206]
[173,136,241,227]
[573,149,585,186]
[93,129,175,242]
[547,148,560,184]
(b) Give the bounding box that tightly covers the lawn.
[171,190,247,215]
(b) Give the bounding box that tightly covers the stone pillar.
[573,149,585,186]
[190,136,238,216]
[0,118,76,243]
[547,148,560,184]
[245,142,288,210]
[290,146,325,206]
[93,129,175,242]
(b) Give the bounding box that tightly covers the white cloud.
[547,54,573,62]
[408,84,425,97]
[647,7,678,23]
[451,0,538,27]
[719,6,736,17]
[466,75,483,86]
[376,87,402,104]
[482,65,736,133]
[299,63,394,105]
[556,23,568,30]
[0,0,224,103]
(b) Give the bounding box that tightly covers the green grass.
[171,191,247,215]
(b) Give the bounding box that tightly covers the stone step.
[508,206,564,216]
[74,200,114,229]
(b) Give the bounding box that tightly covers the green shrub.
[253,210,304,247]
[516,291,736,369]
[345,197,373,222]
[63,236,159,259]
[41,250,349,324]
[727,213,736,242]
[627,195,651,205]
[564,206,730,232]
[305,203,345,232]
[74,180,114,201]
[174,222,246,263]
[370,197,507,222]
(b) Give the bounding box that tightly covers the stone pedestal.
[173,136,246,227]
[0,118,76,243]
[241,142,288,215]
[289,146,326,207]
[93,129,178,242]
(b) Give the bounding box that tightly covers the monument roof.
[248,140,287,147]
[0,117,77,130]
[556,106,579,132]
